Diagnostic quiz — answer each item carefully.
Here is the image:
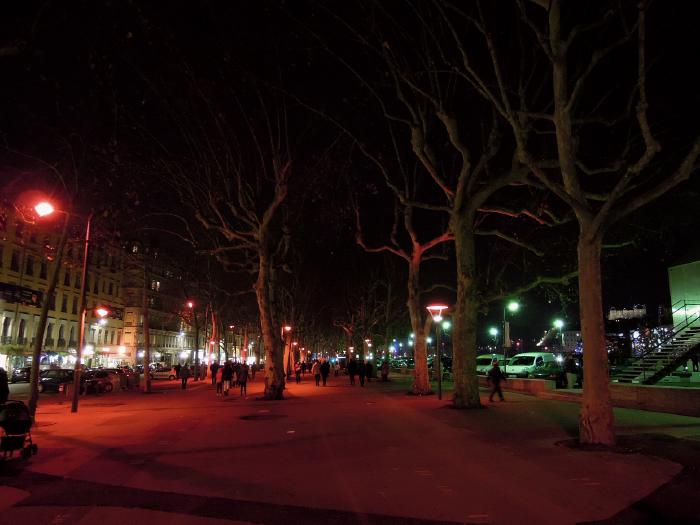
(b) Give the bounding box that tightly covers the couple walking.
[311,359,331,386]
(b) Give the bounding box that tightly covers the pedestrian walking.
[174,363,181,379]
[250,362,257,381]
[0,367,9,404]
[320,359,331,386]
[180,364,191,390]
[301,361,307,375]
[312,360,321,386]
[210,361,220,386]
[348,358,357,386]
[215,365,224,396]
[365,361,373,382]
[334,362,340,377]
[691,352,699,372]
[222,362,233,396]
[295,362,302,384]
[380,360,390,382]
[238,363,249,396]
[358,360,367,387]
[487,359,506,402]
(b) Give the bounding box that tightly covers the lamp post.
[31,201,94,414]
[185,300,202,381]
[554,319,565,351]
[426,304,448,400]
[503,301,520,375]
[489,327,499,348]
[282,325,292,379]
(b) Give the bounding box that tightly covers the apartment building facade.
[0,205,203,372]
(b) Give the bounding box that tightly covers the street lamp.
[502,300,520,374]
[282,325,293,378]
[554,319,565,351]
[489,327,499,347]
[185,300,202,381]
[426,304,448,400]
[33,201,95,414]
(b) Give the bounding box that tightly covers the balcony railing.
[68,340,77,348]
[17,337,27,345]
[45,338,55,347]
[1,336,12,344]
[58,338,66,346]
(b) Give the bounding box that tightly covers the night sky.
[2,1,700,345]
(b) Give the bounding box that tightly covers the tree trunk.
[577,233,615,445]
[408,258,431,394]
[28,216,69,417]
[451,217,481,408]
[256,252,285,399]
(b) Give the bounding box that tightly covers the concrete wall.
[477,375,700,418]
[478,375,556,394]
[609,384,700,418]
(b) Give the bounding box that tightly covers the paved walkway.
[1,374,699,524]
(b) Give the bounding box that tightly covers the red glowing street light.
[187,301,194,308]
[426,304,449,400]
[95,307,110,318]
[33,198,94,413]
[34,201,55,218]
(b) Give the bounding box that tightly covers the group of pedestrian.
[347,358,374,387]
[211,361,251,397]
[310,358,331,386]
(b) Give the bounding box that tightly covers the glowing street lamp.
[426,304,448,400]
[489,326,499,346]
[282,325,293,378]
[502,300,521,374]
[34,201,55,217]
[554,319,565,350]
[34,200,95,414]
[95,307,110,318]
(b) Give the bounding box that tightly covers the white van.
[476,354,505,375]
[504,352,555,378]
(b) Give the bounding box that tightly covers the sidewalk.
[1,373,699,524]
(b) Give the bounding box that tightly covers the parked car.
[150,366,177,380]
[504,352,556,378]
[11,367,32,383]
[476,354,505,375]
[84,370,118,393]
[38,369,79,393]
[531,362,567,388]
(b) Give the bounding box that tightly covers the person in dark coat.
[180,364,191,390]
[487,359,506,402]
[0,367,9,404]
[365,361,373,382]
[320,359,331,386]
[210,362,219,386]
[691,351,699,372]
[380,361,390,382]
[358,360,367,387]
[238,363,249,396]
[222,362,233,396]
[348,358,357,386]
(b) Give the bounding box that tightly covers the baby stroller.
[0,400,38,460]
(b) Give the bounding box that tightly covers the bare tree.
[435,0,700,443]
[153,90,293,400]
[356,193,451,394]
